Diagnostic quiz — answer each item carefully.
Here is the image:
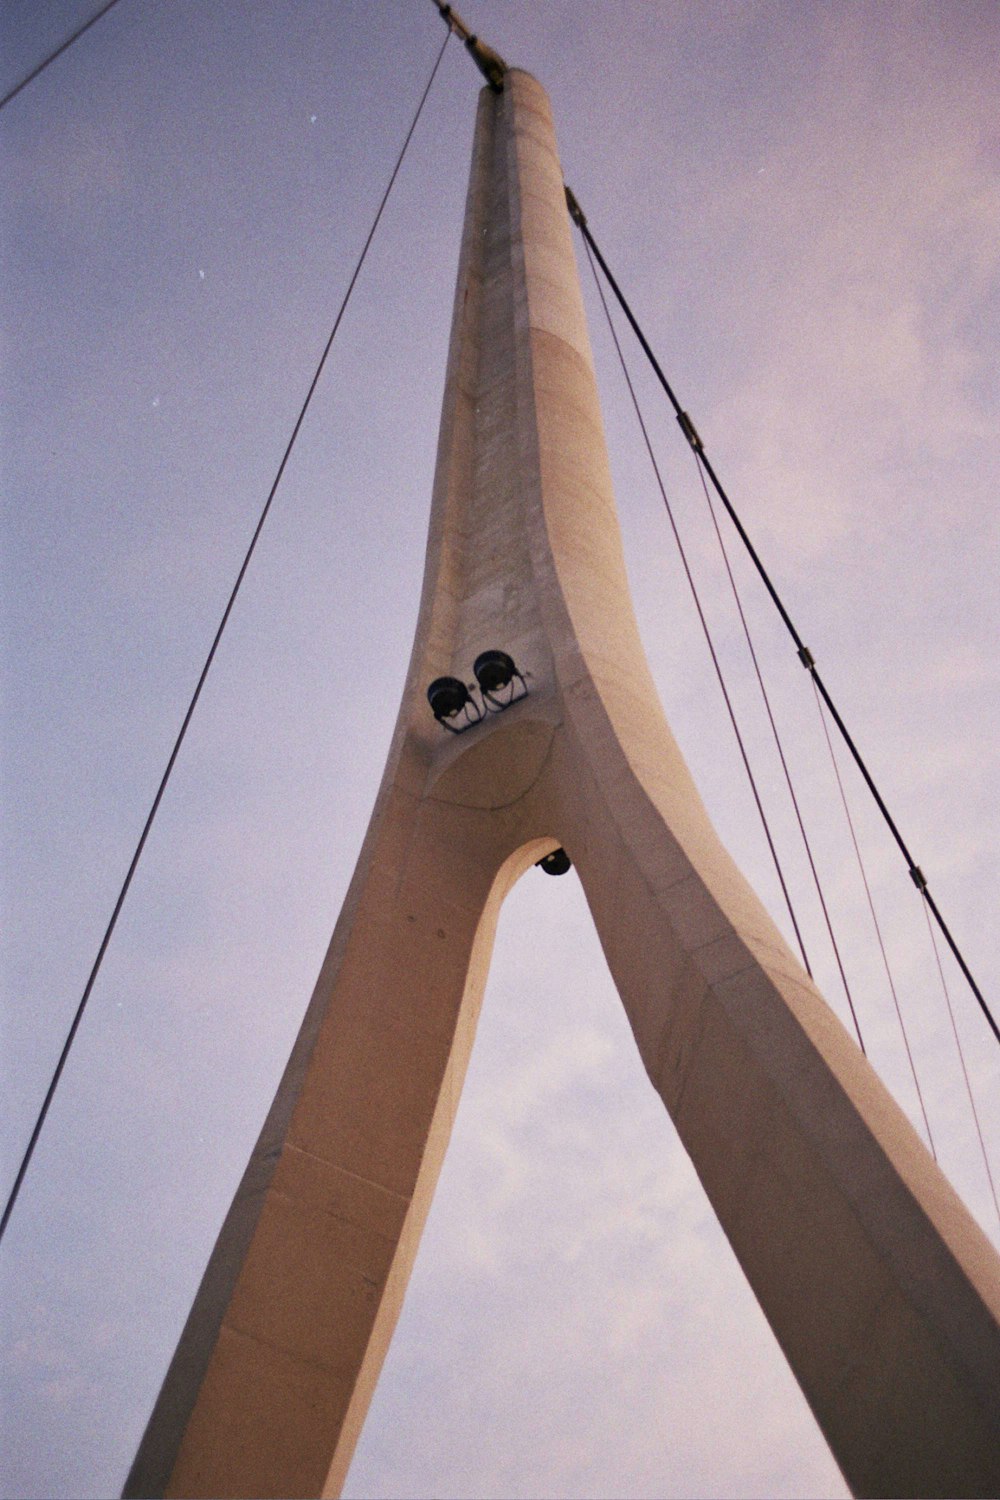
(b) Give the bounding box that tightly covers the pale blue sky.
[2,3,998,1497]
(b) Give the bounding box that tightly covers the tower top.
[430,0,507,91]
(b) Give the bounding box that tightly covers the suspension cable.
[583,237,814,980]
[0,0,124,113]
[809,678,936,1155]
[690,452,866,1052]
[0,26,451,1249]
[564,185,999,1051]
[920,897,1000,1228]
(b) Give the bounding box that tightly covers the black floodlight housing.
[426,675,483,733]
[473,648,527,709]
[537,848,571,876]
[428,649,528,734]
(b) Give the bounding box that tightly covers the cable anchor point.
[677,410,704,453]
[432,2,507,91]
[564,184,586,227]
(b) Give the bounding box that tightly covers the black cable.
[0,0,124,113]
[565,189,999,1050]
[690,451,866,1054]
[0,25,451,1249]
[920,895,1000,1227]
[810,676,936,1155]
[583,236,814,981]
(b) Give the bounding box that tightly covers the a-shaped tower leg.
[125,71,1000,1500]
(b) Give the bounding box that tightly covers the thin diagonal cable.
[567,198,998,1048]
[0,26,451,1249]
[691,452,865,1052]
[0,0,123,112]
[920,894,1000,1228]
[810,676,936,1155]
[583,236,813,978]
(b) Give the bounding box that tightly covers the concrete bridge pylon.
[124,70,1000,1500]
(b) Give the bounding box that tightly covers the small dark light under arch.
[537,848,571,876]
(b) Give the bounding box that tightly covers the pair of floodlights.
[426,648,527,734]
[425,651,571,876]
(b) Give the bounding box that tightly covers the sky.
[2,2,999,1497]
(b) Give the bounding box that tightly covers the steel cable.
[809,678,937,1155]
[0,25,452,1247]
[583,236,814,981]
[0,0,124,113]
[565,187,998,1051]
[689,452,866,1052]
[920,896,1000,1227]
